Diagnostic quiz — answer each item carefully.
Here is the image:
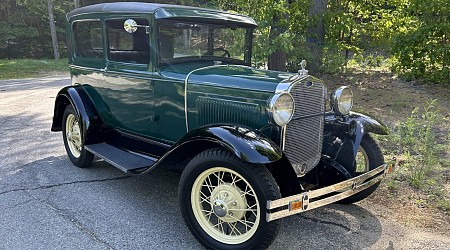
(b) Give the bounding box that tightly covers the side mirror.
[123,19,149,33]
[124,19,138,33]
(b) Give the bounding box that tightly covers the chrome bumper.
[266,162,395,222]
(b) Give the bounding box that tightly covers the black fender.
[347,112,388,158]
[51,85,102,145]
[158,125,283,167]
[348,111,389,135]
[324,111,388,167]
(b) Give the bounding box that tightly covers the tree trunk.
[268,24,287,71]
[267,0,291,72]
[306,0,327,73]
[47,0,60,60]
[74,0,80,8]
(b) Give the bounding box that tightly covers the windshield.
[157,20,252,64]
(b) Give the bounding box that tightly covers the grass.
[0,58,68,80]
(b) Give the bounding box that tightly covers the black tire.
[62,105,94,168]
[179,148,281,250]
[339,134,384,204]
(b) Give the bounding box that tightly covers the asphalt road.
[0,76,449,249]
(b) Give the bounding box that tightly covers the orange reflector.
[387,164,394,174]
[289,200,303,211]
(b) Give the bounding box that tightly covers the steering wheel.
[204,47,231,57]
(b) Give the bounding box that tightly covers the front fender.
[172,125,283,164]
[324,111,388,163]
[51,85,102,145]
[348,111,389,135]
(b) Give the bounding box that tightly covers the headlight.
[268,93,295,126]
[331,86,353,115]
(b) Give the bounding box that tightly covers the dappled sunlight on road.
[0,76,70,172]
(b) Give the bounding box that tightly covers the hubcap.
[209,183,247,223]
[191,167,260,244]
[213,200,227,217]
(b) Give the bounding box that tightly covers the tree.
[267,1,290,71]
[47,0,60,60]
[391,0,449,84]
[306,0,327,73]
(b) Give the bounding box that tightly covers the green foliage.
[0,0,73,59]
[391,0,449,84]
[392,100,446,189]
[0,0,447,84]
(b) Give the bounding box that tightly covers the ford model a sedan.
[52,2,394,249]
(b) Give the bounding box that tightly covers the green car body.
[52,2,393,249]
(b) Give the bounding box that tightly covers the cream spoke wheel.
[179,149,280,249]
[62,105,94,168]
[191,167,260,244]
[355,147,370,173]
[65,113,81,158]
[339,135,385,204]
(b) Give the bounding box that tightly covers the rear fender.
[51,86,102,144]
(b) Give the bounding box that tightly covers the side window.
[73,21,103,59]
[106,18,150,64]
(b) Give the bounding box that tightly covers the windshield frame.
[156,19,254,66]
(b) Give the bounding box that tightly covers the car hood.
[160,63,293,93]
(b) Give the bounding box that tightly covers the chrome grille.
[284,79,326,176]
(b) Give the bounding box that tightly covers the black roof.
[66,2,257,26]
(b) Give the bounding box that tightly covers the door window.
[106,18,150,64]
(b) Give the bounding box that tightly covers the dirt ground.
[321,69,450,237]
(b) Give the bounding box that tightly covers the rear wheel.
[62,105,93,168]
[339,134,384,204]
[179,149,281,249]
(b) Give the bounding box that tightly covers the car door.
[100,16,159,139]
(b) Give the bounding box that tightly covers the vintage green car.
[51,2,394,249]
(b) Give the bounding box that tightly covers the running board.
[85,143,156,173]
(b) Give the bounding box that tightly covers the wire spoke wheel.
[339,134,384,204]
[355,146,370,173]
[62,105,93,168]
[65,113,82,158]
[179,149,281,249]
[191,167,260,244]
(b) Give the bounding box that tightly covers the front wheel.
[62,105,94,168]
[179,149,281,250]
[339,134,384,204]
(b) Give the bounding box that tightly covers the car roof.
[67,2,257,27]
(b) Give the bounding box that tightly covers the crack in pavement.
[25,190,116,250]
[0,175,133,196]
[0,176,132,249]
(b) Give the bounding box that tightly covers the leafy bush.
[392,100,445,189]
[391,0,449,84]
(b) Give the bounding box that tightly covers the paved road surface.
[0,76,449,249]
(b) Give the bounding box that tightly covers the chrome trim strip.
[183,64,257,132]
[266,162,394,222]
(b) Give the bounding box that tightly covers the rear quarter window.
[73,20,103,59]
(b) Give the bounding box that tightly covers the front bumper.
[266,161,395,222]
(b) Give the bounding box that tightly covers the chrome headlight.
[268,93,295,126]
[331,86,353,115]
